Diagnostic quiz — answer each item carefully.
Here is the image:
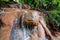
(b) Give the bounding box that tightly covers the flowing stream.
[19,4,22,9]
[10,13,31,40]
[10,10,48,40]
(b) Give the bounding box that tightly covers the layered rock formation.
[0,8,60,40]
[0,8,45,40]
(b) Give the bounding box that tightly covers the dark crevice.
[0,19,3,29]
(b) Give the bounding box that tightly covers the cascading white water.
[10,10,49,40]
[21,13,33,40]
[21,14,27,40]
[19,4,22,9]
[0,9,5,14]
[10,11,31,40]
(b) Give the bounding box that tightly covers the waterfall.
[10,13,31,40]
[20,13,32,40]
[21,14,27,40]
[0,9,4,14]
[10,10,48,40]
[19,3,22,9]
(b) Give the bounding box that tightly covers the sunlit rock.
[0,8,52,40]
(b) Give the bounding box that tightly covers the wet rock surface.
[0,8,60,40]
[0,8,45,40]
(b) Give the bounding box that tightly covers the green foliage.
[48,11,60,30]
[19,0,24,3]
[39,0,60,30]
[0,0,9,2]
[41,0,58,10]
[17,0,60,10]
[24,0,39,8]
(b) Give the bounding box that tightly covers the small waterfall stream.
[19,4,22,10]
[21,14,27,40]
[20,13,33,40]
[9,10,48,40]
[10,13,31,40]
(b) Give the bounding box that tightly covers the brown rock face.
[23,10,40,26]
[0,8,46,40]
[0,8,22,40]
[11,10,45,40]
